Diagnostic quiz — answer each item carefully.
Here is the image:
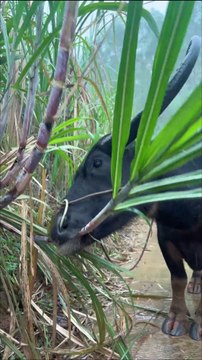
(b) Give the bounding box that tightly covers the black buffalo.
[49,36,202,340]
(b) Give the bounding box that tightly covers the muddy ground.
[112,218,202,360]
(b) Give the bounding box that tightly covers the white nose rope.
[59,199,69,230]
[59,189,113,231]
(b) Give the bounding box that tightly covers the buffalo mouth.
[34,232,95,256]
[58,233,95,256]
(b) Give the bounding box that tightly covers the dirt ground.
[113,218,202,360]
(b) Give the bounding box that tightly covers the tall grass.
[0,1,201,359]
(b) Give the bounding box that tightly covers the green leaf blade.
[131,1,195,181]
[111,1,143,197]
[141,83,202,169]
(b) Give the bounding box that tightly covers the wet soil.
[116,218,202,360]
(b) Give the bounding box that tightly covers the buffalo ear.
[96,123,138,154]
[97,134,112,155]
[97,112,140,153]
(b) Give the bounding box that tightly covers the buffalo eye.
[93,159,102,168]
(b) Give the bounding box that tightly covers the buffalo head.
[49,36,200,255]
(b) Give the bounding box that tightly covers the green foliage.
[131,1,196,178]
[142,86,201,169]
[111,1,143,197]
[41,242,134,358]
[0,1,201,358]
[109,0,201,215]
[78,1,159,39]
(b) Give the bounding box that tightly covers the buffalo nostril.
[58,214,70,233]
[61,220,68,229]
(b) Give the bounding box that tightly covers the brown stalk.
[34,241,72,340]
[0,1,79,209]
[0,3,45,189]
[28,183,38,295]
[37,167,46,224]
[20,201,39,359]
[52,275,58,350]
